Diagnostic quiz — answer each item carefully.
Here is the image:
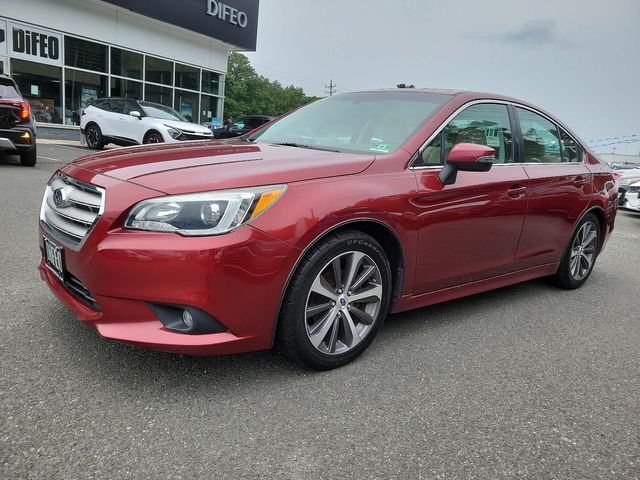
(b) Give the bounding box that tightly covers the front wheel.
[551,213,600,289]
[277,230,392,370]
[144,132,164,144]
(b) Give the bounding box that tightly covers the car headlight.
[124,185,286,236]
[165,125,182,139]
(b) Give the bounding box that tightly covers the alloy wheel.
[569,221,598,280]
[305,251,383,355]
[86,126,99,147]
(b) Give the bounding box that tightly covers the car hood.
[156,119,211,134]
[71,141,375,194]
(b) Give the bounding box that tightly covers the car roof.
[349,87,532,103]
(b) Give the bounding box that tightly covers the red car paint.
[39,90,618,356]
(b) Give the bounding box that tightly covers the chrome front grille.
[40,174,105,247]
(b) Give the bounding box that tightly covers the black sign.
[100,0,259,51]
[12,28,60,61]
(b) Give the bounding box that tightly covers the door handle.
[507,184,527,199]
[574,175,590,187]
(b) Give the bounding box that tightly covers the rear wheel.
[551,213,600,289]
[85,124,104,150]
[278,230,392,370]
[144,131,164,144]
[19,145,37,167]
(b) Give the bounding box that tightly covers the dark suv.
[0,74,37,166]
[211,115,273,139]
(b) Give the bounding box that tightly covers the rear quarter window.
[0,79,21,99]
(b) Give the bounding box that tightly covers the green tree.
[223,52,321,119]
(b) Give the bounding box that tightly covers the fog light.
[148,303,227,334]
[21,132,31,143]
[182,310,194,329]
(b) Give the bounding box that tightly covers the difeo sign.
[9,22,62,66]
[207,0,248,28]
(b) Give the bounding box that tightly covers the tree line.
[223,52,322,120]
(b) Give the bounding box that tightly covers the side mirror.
[129,111,142,119]
[439,143,495,185]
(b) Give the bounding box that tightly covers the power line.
[251,63,326,87]
[587,133,640,144]
[325,79,337,96]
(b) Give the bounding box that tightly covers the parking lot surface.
[1,144,639,479]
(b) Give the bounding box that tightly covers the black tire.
[277,230,392,370]
[144,131,164,144]
[551,213,600,289]
[19,145,37,167]
[85,124,104,150]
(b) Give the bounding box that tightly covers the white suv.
[80,97,212,149]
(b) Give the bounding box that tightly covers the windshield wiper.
[272,142,340,153]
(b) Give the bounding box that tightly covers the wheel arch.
[272,218,405,344]
[143,129,164,143]
[583,205,607,253]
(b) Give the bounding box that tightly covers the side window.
[515,107,561,163]
[559,127,582,163]
[108,99,124,114]
[92,99,108,111]
[123,100,139,115]
[230,120,246,131]
[416,103,513,166]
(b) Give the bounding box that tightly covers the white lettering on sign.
[207,0,248,28]
[8,22,63,66]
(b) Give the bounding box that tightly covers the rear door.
[411,102,529,293]
[513,106,592,268]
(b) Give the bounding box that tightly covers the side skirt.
[393,262,559,313]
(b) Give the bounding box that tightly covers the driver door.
[411,103,529,293]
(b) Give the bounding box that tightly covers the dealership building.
[0,0,258,138]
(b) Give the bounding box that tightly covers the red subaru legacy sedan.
[39,89,618,369]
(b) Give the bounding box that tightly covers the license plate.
[43,236,65,281]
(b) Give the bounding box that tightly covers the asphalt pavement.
[1,143,639,479]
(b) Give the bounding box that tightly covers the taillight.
[20,101,31,121]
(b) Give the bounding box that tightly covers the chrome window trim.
[408,99,586,170]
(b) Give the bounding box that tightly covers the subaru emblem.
[53,188,68,208]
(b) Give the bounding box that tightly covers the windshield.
[139,101,187,122]
[0,79,20,100]
[250,91,451,154]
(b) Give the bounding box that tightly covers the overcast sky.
[246,0,640,154]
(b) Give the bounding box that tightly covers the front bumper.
[620,191,640,212]
[39,166,299,355]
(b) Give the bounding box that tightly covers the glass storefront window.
[174,90,199,123]
[65,36,107,73]
[145,83,172,107]
[111,48,143,80]
[200,95,219,125]
[175,63,200,91]
[11,59,62,124]
[202,70,221,95]
[145,56,173,86]
[64,68,107,125]
[110,78,142,100]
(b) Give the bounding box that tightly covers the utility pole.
[325,79,337,96]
